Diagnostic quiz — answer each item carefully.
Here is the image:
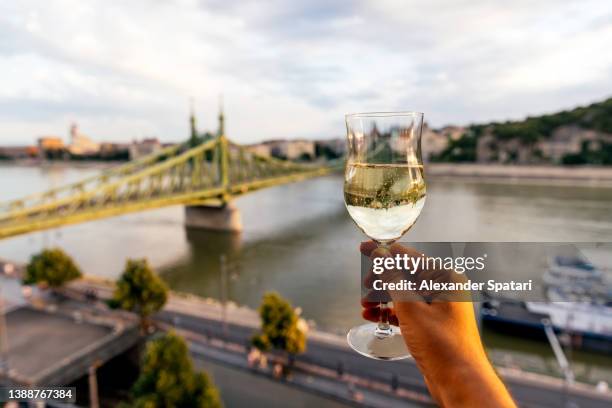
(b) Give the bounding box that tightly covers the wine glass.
[344,111,426,360]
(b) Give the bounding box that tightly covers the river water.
[1,163,611,384]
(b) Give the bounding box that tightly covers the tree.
[251,292,307,359]
[127,331,222,408]
[23,248,82,289]
[111,259,168,330]
[431,132,478,163]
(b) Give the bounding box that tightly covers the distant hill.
[433,97,612,165]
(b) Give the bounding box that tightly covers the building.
[476,132,497,163]
[247,140,316,160]
[247,143,272,157]
[536,125,607,163]
[129,138,161,159]
[250,140,315,161]
[477,128,539,164]
[475,125,612,164]
[37,136,65,159]
[277,140,315,160]
[421,124,450,162]
[439,125,466,141]
[38,136,64,151]
[99,142,130,160]
[68,123,100,156]
[0,146,38,160]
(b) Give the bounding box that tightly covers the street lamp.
[219,254,242,343]
[219,254,229,341]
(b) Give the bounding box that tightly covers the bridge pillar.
[184,202,242,232]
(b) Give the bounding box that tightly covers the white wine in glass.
[344,111,426,360]
[345,163,426,243]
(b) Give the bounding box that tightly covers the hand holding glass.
[344,112,426,360]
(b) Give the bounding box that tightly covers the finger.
[359,241,378,257]
[363,268,376,288]
[361,288,387,304]
[364,247,392,288]
[360,298,380,308]
[362,307,399,326]
[370,246,391,259]
[393,301,431,320]
[389,242,422,258]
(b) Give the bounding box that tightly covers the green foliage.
[562,140,612,165]
[433,97,612,164]
[111,259,168,323]
[315,143,343,160]
[23,248,82,288]
[431,130,478,163]
[490,98,612,142]
[298,152,313,162]
[128,331,222,408]
[252,292,306,356]
[250,333,271,352]
[42,149,66,160]
[492,120,541,144]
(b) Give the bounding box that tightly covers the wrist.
[423,352,515,407]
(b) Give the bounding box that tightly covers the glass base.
[347,322,411,360]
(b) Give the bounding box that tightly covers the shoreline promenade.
[74,275,612,408]
[2,260,612,407]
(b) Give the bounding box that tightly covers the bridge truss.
[0,136,333,239]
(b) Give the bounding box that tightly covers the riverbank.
[75,275,612,407]
[2,260,612,406]
[427,163,612,185]
[3,160,612,184]
[0,159,116,170]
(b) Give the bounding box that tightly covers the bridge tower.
[189,97,198,147]
[185,99,242,232]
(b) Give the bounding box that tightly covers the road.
[155,309,612,408]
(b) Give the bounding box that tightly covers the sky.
[1,0,611,145]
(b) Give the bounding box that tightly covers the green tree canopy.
[128,331,222,408]
[431,97,612,164]
[111,259,168,327]
[431,130,478,163]
[23,247,82,288]
[251,292,306,356]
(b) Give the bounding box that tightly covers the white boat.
[482,250,612,352]
[543,255,607,290]
[527,293,612,339]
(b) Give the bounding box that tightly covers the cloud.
[0,0,611,144]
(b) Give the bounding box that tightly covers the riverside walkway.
[73,278,612,408]
[2,258,611,407]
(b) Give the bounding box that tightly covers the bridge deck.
[0,137,336,239]
[2,305,139,386]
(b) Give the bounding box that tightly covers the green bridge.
[0,116,336,239]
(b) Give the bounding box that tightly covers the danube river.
[1,163,611,384]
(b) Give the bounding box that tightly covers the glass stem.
[375,240,393,338]
[375,302,392,338]
[374,241,393,339]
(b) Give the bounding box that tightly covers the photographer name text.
[373,279,533,293]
